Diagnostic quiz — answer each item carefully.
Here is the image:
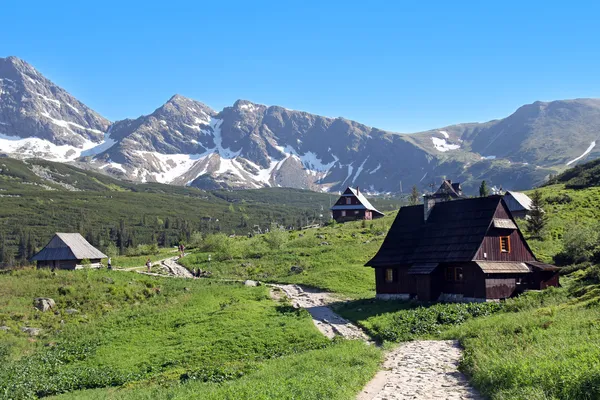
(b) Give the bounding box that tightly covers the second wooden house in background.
[331,187,384,223]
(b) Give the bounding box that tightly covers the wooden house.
[430,179,466,200]
[31,233,107,270]
[331,187,384,223]
[503,191,533,219]
[366,195,559,302]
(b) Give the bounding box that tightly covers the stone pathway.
[271,284,369,340]
[357,340,482,400]
[271,284,481,400]
[160,256,194,278]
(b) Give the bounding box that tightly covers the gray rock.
[21,327,42,336]
[290,265,304,274]
[244,280,259,287]
[65,308,79,315]
[33,297,56,312]
[0,326,10,331]
[319,241,330,246]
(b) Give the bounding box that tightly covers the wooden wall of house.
[334,195,361,206]
[485,276,517,299]
[475,202,536,262]
[374,266,411,294]
[476,228,535,262]
[333,209,367,222]
[414,275,431,301]
[439,263,485,298]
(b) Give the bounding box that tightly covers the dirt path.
[357,340,482,400]
[116,256,193,278]
[271,284,369,340]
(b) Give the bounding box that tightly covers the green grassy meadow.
[0,268,381,399]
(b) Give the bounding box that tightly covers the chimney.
[423,194,436,221]
[356,186,359,195]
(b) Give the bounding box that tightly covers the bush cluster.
[368,302,503,342]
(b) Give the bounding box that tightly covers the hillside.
[0,157,402,267]
[3,56,600,194]
[2,193,600,398]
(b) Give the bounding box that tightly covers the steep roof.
[504,191,533,211]
[366,196,506,266]
[331,187,384,216]
[31,233,107,261]
[430,180,465,199]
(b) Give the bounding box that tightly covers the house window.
[346,197,352,205]
[354,210,359,215]
[455,267,464,281]
[500,236,511,253]
[341,210,346,217]
[385,268,394,283]
[445,266,464,282]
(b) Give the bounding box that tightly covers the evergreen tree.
[409,185,420,206]
[17,231,27,262]
[526,189,548,239]
[479,180,489,197]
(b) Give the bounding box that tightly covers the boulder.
[21,327,42,336]
[319,241,330,246]
[65,308,79,315]
[33,298,56,312]
[244,280,259,287]
[0,326,10,331]
[290,265,304,274]
[316,234,325,239]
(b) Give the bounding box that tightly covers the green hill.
[0,157,402,267]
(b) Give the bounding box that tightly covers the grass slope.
[0,268,381,399]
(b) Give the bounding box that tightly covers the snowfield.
[431,136,460,152]
[566,141,596,166]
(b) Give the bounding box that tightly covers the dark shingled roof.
[31,233,107,261]
[366,196,504,267]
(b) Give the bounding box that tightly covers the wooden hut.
[366,195,559,302]
[331,187,384,223]
[503,191,533,219]
[31,233,107,270]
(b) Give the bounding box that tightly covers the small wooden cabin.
[503,191,533,219]
[331,187,384,223]
[31,233,107,270]
[366,195,559,302]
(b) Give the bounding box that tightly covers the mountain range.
[1,55,599,194]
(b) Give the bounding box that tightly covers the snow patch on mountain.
[431,136,460,152]
[438,130,449,139]
[34,92,61,107]
[0,132,98,161]
[81,132,117,157]
[352,157,369,184]
[40,111,103,134]
[370,163,381,174]
[135,151,213,184]
[66,103,80,114]
[567,141,596,166]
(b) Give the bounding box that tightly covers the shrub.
[264,224,289,250]
[559,224,599,264]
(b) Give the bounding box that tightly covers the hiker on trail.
[146,259,151,273]
[179,244,186,258]
[107,257,112,270]
[192,268,197,278]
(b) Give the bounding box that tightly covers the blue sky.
[2,1,599,132]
